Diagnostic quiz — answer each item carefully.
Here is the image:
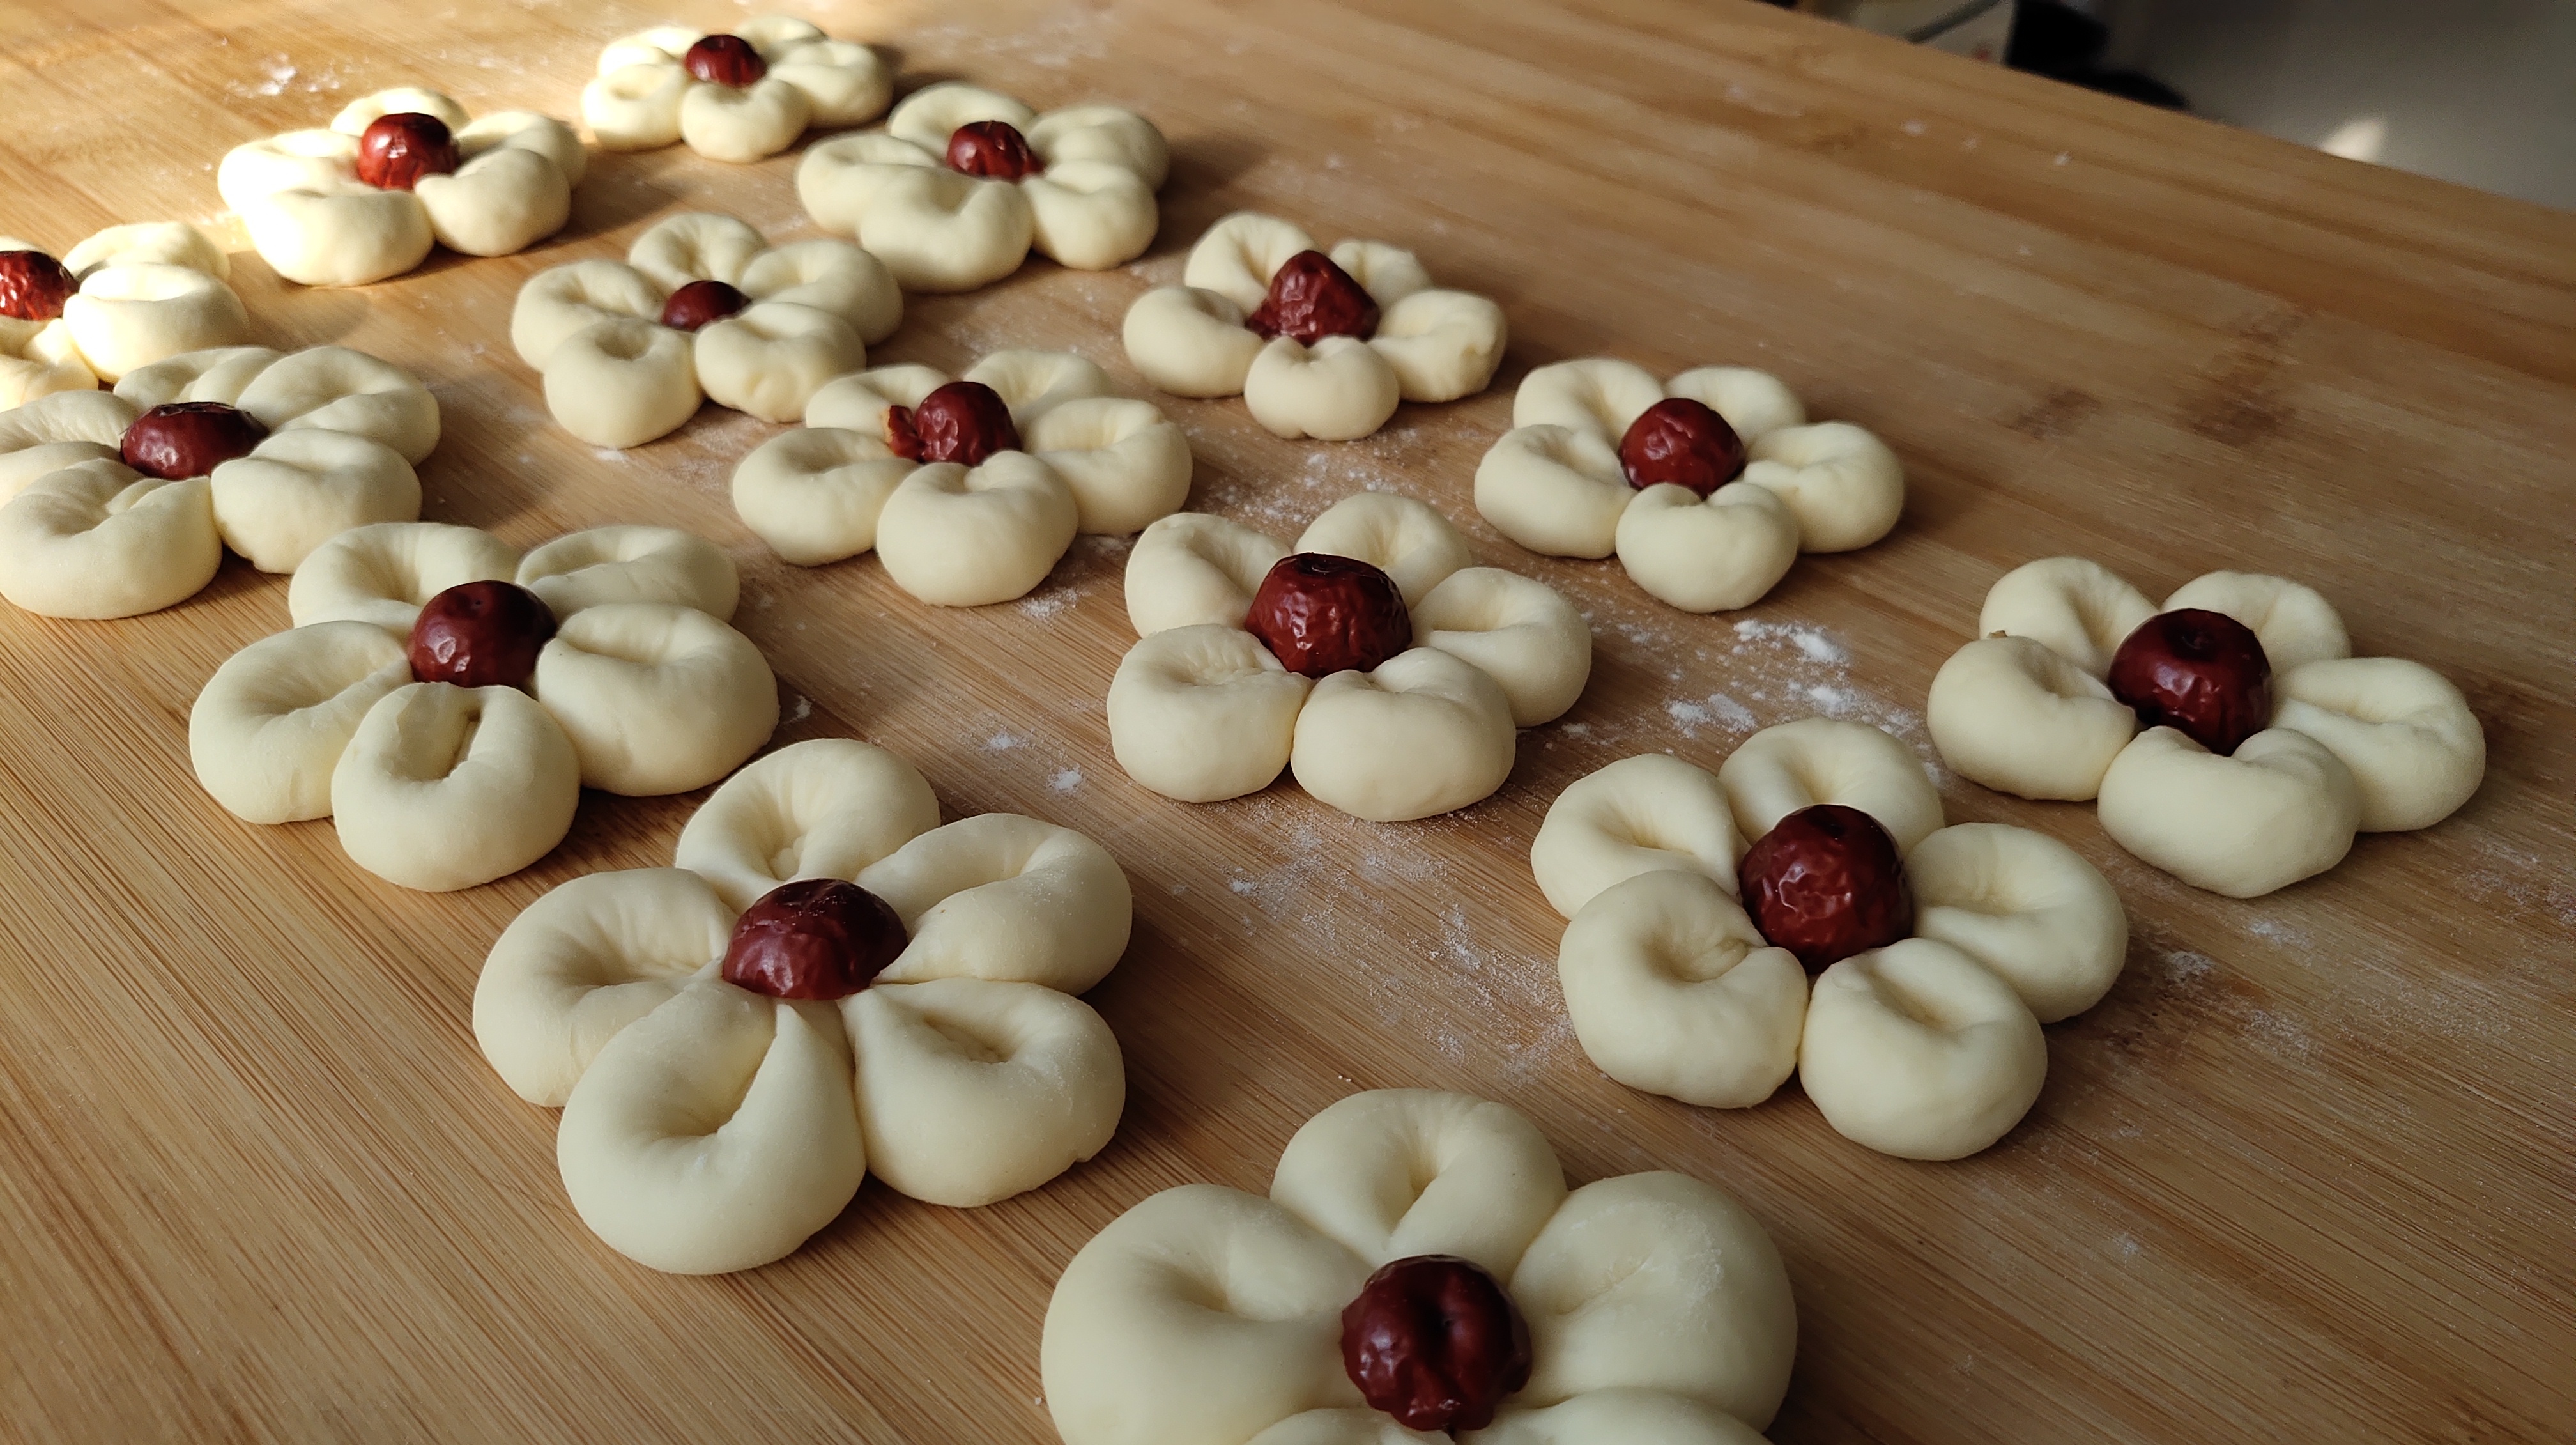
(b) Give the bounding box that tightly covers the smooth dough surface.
[1411,566,1592,726]
[1293,491,1472,609]
[2097,726,2361,897]
[1906,823,2126,1023]
[1977,556,2155,678]
[1269,1088,1567,1279]
[0,464,220,618]
[189,621,409,824]
[1740,421,1903,553]
[672,736,941,911]
[2270,656,2483,832]
[1290,647,1516,822]
[859,813,1135,994]
[287,520,518,631]
[330,681,582,891]
[1614,481,1799,614]
[1925,635,2137,801]
[2165,570,2350,670]
[1556,870,1805,1109]
[532,603,778,796]
[1717,716,1945,854]
[873,454,1079,606]
[1530,753,1744,918]
[1108,624,1312,803]
[1124,511,1288,633]
[516,524,739,620]
[1799,937,2048,1160]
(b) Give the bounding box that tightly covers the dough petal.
[2165,570,2350,670]
[769,40,894,128]
[288,520,518,631]
[582,61,690,152]
[873,453,1078,607]
[1741,421,1903,554]
[61,222,230,281]
[1024,160,1160,270]
[112,344,279,411]
[675,736,942,912]
[1977,556,2155,679]
[0,463,220,619]
[1123,286,1261,399]
[329,87,470,134]
[413,147,571,258]
[1291,647,1518,822]
[1107,624,1312,803]
[1474,424,1629,559]
[516,524,739,620]
[511,259,663,369]
[693,300,868,424]
[886,81,1038,150]
[1513,358,1662,437]
[1023,396,1193,536]
[189,621,408,824]
[61,263,250,382]
[1124,511,1289,635]
[208,428,420,573]
[740,238,903,346]
[1613,481,1800,614]
[0,321,100,413]
[330,681,581,891]
[1907,823,2127,1023]
[533,602,778,796]
[802,361,947,431]
[1294,491,1472,608]
[732,426,911,565]
[1556,870,1805,1109]
[1412,565,1592,726]
[542,317,702,449]
[1271,1088,1565,1278]
[1466,1391,1772,1445]
[1663,366,1807,445]
[1183,212,1319,312]
[1253,1411,1446,1445]
[1368,288,1505,405]
[1717,716,1945,855]
[793,132,943,238]
[1326,239,1432,309]
[216,346,441,464]
[1243,336,1402,442]
[1924,635,2136,801]
[628,212,767,291]
[0,390,136,499]
[1798,937,2048,1160]
[1531,753,1744,917]
[2271,656,2485,831]
[1030,105,1170,187]
[455,110,588,189]
[2097,725,2361,897]
[855,169,1034,293]
[238,182,435,288]
[678,77,814,164]
[861,814,1133,993]
[473,869,735,1105]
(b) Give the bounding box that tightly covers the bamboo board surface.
[1,0,2570,1441]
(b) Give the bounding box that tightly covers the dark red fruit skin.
[0,249,77,321]
[1245,250,1379,344]
[659,279,751,332]
[119,402,269,480]
[1618,396,1747,497]
[885,380,1022,467]
[1340,1255,1532,1433]
[721,879,908,1000]
[406,582,558,690]
[2106,608,2272,757]
[945,120,1041,180]
[1245,554,1413,679]
[684,33,768,87]
[1739,803,1913,973]
[355,113,461,191]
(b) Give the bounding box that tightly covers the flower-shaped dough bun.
[1,224,250,405]
[190,520,776,892]
[585,16,892,163]
[797,82,1167,293]
[513,212,901,448]
[217,88,587,288]
[1108,493,1590,822]
[0,344,437,618]
[1475,359,1903,614]
[732,350,1192,604]
[1043,1088,1795,1445]
[1534,720,2129,1160]
[1925,557,2485,897]
[473,737,1131,1274]
[1123,212,1508,441]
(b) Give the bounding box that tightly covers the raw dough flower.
[584,16,892,163]
[1122,211,1507,440]
[731,350,1192,604]
[189,520,778,892]
[1043,1088,1796,1445]
[1475,359,1904,613]
[473,736,1131,1274]
[0,344,437,618]
[1533,718,2129,1160]
[1924,557,2485,897]
[513,212,903,448]
[218,88,588,287]
[798,82,1169,293]
[0,224,250,405]
[1108,493,1592,821]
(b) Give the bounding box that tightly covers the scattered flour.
[986,732,1023,751]
[1050,768,1083,793]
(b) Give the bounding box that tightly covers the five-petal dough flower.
[474,736,1131,1274]
[585,15,893,162]
[0,223,249,405]
[1043,1088,1796,1445]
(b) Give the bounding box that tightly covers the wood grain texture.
[1,1,2570,1441]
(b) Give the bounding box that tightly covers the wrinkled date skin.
[1245,250,1379,344]
[1245,553,1412,679]
[1739,803,1913,973]
[684,33,769,87]
[2107,608,2272,756]
[119,402,268,480]
[1340,1255,1532,1433]
[406,581,558,690]
[945,120,1041,181]
[1618,396,1747,497]
[0,249,77,321]
[355,112,461,191]
[722,879,908,1000]
[660,279,751,332]
[885,380,1022,467]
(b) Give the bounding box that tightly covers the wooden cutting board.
[2,1,2569,1440]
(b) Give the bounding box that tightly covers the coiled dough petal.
[1291,647,1517,822]
[963,348,1114,426]
[1030,105,1170,188]
[1614,481,1799,614]
[1124,511,1288,634]
[329,87,471,135]
[802,361,947,432]
[1741,421,1902,553]
[1468,1392,1770,1445]
[873,453,1078,606]
[1413,565,1591,725]
[857,169,1034,293]
[516,524,739,621]
[1474,424,1629,559]
[1025,160,1160,271]
[734,15,827,58]
[732,426,910,565]
[0,318,96,408]
[1977,556,2154,679]
[1717,716,1944,854]
[674,737,942,912]
[581,61,689,151]
[1294,491,1471,608]
[886,82,1038,150]
[678,77,813,164]
[61,263,249,382]
[1108,625,1312,803]
[413,147,571,258]
[189,620,408,824]
[456,111,588,189]
[287,520,517,631]
[1042,1184,1364,1445]
[0,463,218,618]
[1907,823,2126,1023]
[628,212,766,291]
[61,222,231,281]
[473,869,735,1106]
[2271,656,2484,831]
[861,814,1133,993]
[330,681,580,891]
[541,317,701,449]
[793,132,944,237]
[1513,358,1664,438]
[1664,366,1807,445]
[556,979,863,1274]
[1183,212,1317,312]
[741,239,903,346]
[1326,240,1432,309]
[1368,289,1505,405]
[1800,937,2048,1160]
[209,428,420,573]
[511,259,662,369]
[2165,570,2350,670]
[533,602,778,796]
[1123,286,1262,398]
[693,300,866,423]
[1509,1171,1798,1428]
[845,977,1124,1205]
[1245,336,1402,442]
[1022,396,1193,535]
[111,344,277,412]
[1555,870,1805,1109]
[1271,1088,1565,1278]
[1531,753,1744,917]
[216,129,358,212]
[2097,725,2360,897]
[236,182,434,288]
[222,346,441,463]
[769,40,894,128]
[1924,634,2136,801]
[0,390,134,498]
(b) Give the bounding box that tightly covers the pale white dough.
[62,263,249,382]
[672,736,940,911]
[2096,726,2361,897]
[1977,555,2156,678]
[731,426,908,564]
[288,520,518,631]
[1798,937,2048,1161]
[330,681,582,892]
[1664,366,1808,443]
[542,317,700,449]
[188,621,408,824]
[1473,424,1629,559]
[1290,648,1517,822]
[1245,336,1403,442]
[533,602,778,795]
[1294,491,1472,608]
[1371,289,1507,403]
[0,463,220,619]
[2165,570,2350,670]
[1124,511,1288,633]
[1717,716,1945,854]
[582,19,889,161]
[861,813,1134,993]
[208,428,420,573]
[1925,634,2137,801]
[1121,286,1263,398]
[682,77,814,164]
[1411,566,1592,726]
[0,389,131,497]
[1273,1090,1566,1278]
[1613,481,1800,614]
[1023,396,1194,534]
[2270,656,2484,831]
[516,524,739,620]
[1555,870,1806,1109]
[1108,625,1313,802]
[693,302,866,422]
[1511,358,1662,436]
[1741,421,1904,553]
[1530,753,1744,916]
[1906,823,2126,1023]
[873,454,1080,606]
[118,344,440,463]
[0,317,94,409]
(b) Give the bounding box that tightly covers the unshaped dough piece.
[1717,716,1945,855]
[2096,725,2361,897]
[2269,656,2484,832]
[1556,870,1806,1109]
[1977,555,2155,679]
[330,681,583,892]
[1798,937,2048,1161]
[1108,624,1312,803]
[1530,753,1744,917]
[1906,823,2126,1023]
[1291,648,1517,823]
[1925,634,2137,801]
